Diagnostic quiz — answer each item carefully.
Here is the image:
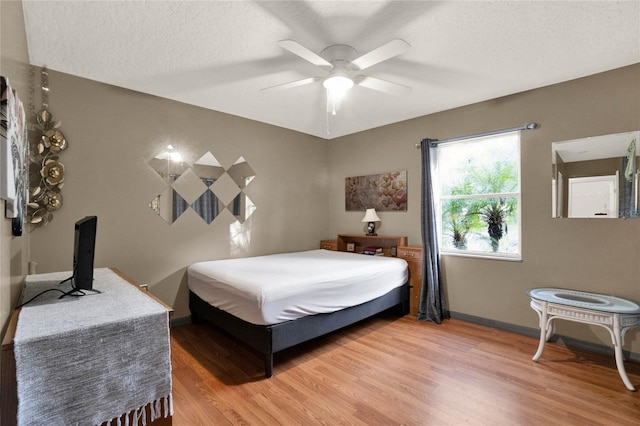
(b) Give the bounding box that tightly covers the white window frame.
[435,131,522,261]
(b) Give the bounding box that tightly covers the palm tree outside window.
[436,131,521,259]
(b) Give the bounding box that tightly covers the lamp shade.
[361,208,381,223]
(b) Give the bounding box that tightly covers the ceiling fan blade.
[351,39,410,70]
[354,75,412,96]
[278,40,333,70]
[261,77,320,91]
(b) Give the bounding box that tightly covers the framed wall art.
[345,170,407,212]
[1,76,28,236]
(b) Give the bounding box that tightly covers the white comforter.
[187,249,409,325]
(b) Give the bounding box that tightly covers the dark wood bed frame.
[189,283,410,377]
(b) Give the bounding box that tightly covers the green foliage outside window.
[438,133,520,256]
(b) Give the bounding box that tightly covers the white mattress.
[187,249,409,325]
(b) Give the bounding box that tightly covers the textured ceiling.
[21,1,640,139]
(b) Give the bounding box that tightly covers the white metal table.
[528,288,640,391]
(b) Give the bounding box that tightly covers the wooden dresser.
[320,234,423,315]
[396,246,424,316]
[1,268,173,426]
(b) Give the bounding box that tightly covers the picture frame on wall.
[1,76,28,236]
[345,170,407,212]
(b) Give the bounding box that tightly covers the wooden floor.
[170,313,640,425]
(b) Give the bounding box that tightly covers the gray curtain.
[173,178,220,223]
[418,139,449,323]
[172,190,189,221]
[191,178,219,224]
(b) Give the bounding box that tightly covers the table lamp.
[362,208,381,236]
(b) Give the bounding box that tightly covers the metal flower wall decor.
[27,68,67,226]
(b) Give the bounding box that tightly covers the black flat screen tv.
[73,216,97,290]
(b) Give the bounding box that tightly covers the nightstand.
[324,234,423,316]
[397,246,423,316]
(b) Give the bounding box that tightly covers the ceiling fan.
[263,39,412,114]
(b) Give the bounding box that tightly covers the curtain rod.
[415,122,539,148]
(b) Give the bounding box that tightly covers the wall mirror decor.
[189,152,225,224]
[148,149,256,225]
[226,156,256,223]
[148,145,191,224]
[552,131,639,218]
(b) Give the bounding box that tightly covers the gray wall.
[327,64,640,353]
[27,70,330,319]
[0,0,31,337]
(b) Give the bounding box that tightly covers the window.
[436,131,521,259]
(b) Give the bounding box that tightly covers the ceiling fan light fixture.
[323,74,354,91]
[269,38,413,119]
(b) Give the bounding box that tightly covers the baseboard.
[449,311,640,363]
[171,316,192,328]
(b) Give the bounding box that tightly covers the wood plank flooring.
[170,313,640,425]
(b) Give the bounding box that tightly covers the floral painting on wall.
[345,170,407,211]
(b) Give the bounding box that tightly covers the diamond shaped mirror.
[227,157,255,188]
[227,157,256,222]
[149,187,189,224]
[147,145,189,184]
[229,193,256,223]
[188,152,225,224]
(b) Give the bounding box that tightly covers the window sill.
[440,250,522,262]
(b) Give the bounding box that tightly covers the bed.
[188,249,410,377]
